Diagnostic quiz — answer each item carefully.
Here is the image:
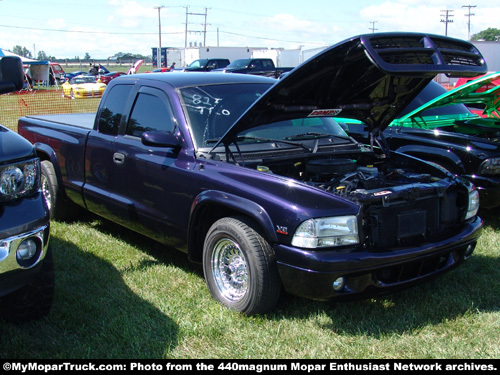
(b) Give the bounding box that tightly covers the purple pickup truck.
[18,33,486,315]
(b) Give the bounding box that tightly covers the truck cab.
[183,58,230,72]
[0,56,53,322]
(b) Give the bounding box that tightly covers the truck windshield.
[226,59,250,69]
[187,59,207,68]
[180,83,351,150]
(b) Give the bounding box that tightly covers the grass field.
[0,210,499,359]
[0,74,499,359]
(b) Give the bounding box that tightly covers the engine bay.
[251,151,448,200]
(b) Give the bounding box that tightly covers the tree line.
[9,46,149,62]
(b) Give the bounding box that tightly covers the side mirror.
[141,130,181,149]
[0,56,24,94]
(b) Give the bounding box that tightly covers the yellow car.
[62,75,106,99]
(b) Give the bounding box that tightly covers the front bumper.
[0,192,51,297]
[274,216,483,301]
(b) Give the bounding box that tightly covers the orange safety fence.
[0,89,100,132]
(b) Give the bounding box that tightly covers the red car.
[144,67,171,73]
[100,71,126,84]
[455,73,500,92]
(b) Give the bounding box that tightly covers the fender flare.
[33,142,61,177]
[33,143,68,199]
[187,190,278,262]
[395,144,466,174]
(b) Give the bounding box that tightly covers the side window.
[98,84,133,135]
[126,88,175,137]
[263,60,273,69]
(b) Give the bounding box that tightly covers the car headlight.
[0,158,40,202]
[465,186,480,220]
[291,216,359,249]
[479,157,500,175]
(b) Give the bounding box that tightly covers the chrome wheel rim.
[211,238,248,302]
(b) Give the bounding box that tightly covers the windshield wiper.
[285,132,350,141]
[236,135,313,152]
[205,138,221,144]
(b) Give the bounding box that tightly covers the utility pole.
[154,6,166,52]
[440,9,454,36]
[369,21,378,33]
[462,5,476,40]
[184,7,209,48]
[154,5,166,67]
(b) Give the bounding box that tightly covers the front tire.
[203,216,281,315]
[40,160,76,221]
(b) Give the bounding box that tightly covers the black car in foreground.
[0,56,52,322]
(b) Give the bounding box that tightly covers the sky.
[0,0,498,59]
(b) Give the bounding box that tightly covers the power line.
[0,23,183,35]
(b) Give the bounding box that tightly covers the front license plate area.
[398,210,426,240]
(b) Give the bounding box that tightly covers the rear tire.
[203,216,281,315]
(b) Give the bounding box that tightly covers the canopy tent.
[0,48,51,88]
[0,48,38,62]
[25,60,50,83]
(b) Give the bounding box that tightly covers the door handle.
[113,152,125,165]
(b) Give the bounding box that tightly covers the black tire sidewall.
[40,160,58,220]
[203,216,279,315]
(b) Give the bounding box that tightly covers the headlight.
[291,216,359,249]
[479,157,500,175]
[0,158,40,202]
[465,186,479,220]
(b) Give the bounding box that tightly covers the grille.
[363,191,461,250]
[375,251,454,285]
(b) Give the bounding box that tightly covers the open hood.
[397,71,500,121]
[218,32,486,147]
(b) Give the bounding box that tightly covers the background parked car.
[63,70,86,81]
[144,67,171,73]
[99,71,126,84]
[62,75,106,99]
[182,58,230,72]
[49,63,65,85]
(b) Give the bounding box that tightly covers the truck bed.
[24,113,95,129]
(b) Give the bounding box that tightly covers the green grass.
[1,209,499,359]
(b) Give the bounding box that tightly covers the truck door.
[108,85,190,246]
[84,83,134,217]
